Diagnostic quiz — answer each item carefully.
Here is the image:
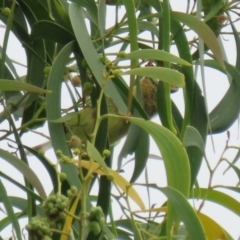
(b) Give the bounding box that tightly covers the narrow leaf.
[79,160,145,211]
[69,3,127,114]
[0,80,51,93]
[198,212,230,240]
[190,188,240,216]
[87,141,110,175]
[0,180,22,240]
[122,49,191,66]
[149,185,206,240]
[121,116,190,196]
[183,126,206,157]
[0,149,47,199]
[122,67,185,87]
[171,11,225,69]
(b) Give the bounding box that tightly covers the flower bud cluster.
[88,206,105,235]
[67,185,78,198]
[43,66,51,79]
[83,82,94,95]
[25,217,52,240]
[42,194,69,229]
[1,7,11,17]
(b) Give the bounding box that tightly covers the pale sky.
[0,1,240,239]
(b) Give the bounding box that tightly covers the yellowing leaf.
[60,191,81,240]
[198,212,227,240]
[80,160,145,210]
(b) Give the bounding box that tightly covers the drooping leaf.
[170,11,225,69]
[69,2,127,114]
[121,49,191,66]
[130,128,149,183]
[205,61,240,133]
[120,116,190,196]
[0,80,51,93]
[0,149,47,199]
[79,160,145,211]
[190,188,240,216]
[122,67,185,87]
[87,141,111,175]
[46,41,81,188]
[0,180,22,240]
[31,21,75,45]
[149,185,206,240]
[183,126,206,158]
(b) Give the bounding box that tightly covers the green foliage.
[0,0,240,239]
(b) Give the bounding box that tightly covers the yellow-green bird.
[65,77,158,146]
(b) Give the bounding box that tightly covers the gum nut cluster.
[25,217,52,240]
[42,194,69,229]
[88,207,105,235]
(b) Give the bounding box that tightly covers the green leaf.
[0,0,16,79]
[122,0,138,53]
[0,148,47,199]
[130,129,149,183]
[87,141,110,175]
[51,0,72,29]
[149,185,206,240]
[0,196,44,216]
[215,186,240,195]
[69,0,98,26]
[206,61,240,133]
[204,0,224,22]
[0,80,51,93]
[183,126,206,157]
[229,15,240,71]
[190,188,240,216]
[0,46,21,81]
[171,19,195,125]
[69,3,127,114]
[170,11,225,69]
[24,146,59,194]
[123,117,190,196]
[0,180,22,240]
[186,83,207,187]
[224,161,240,182]
[98,0,106,37]
[0,171,43,202]
[31,20,75,45]
[137,21,159,38]
[46,41,81,188]
[122,67,185,87]
[121,49,191,66]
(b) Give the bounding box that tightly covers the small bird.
[30,76,177,153]
[65,76,158,146]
